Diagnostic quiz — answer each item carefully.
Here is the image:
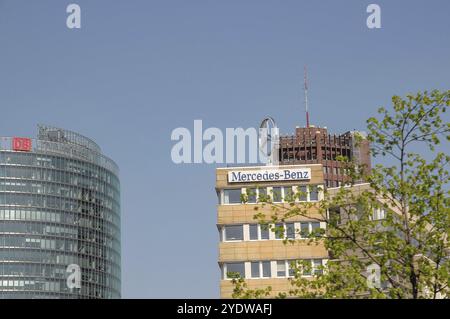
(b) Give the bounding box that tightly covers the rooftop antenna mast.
[304,65,310,128]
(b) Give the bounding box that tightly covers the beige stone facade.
[216,164,329,298]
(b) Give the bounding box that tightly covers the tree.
[231,90,450,299]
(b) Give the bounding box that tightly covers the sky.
[0,0,449,298]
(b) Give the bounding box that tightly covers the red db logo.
[12,137,32,152]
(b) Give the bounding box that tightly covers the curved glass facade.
[0,126,121,299]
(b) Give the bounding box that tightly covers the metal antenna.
[304,65,310,128]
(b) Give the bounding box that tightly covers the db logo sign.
[12,137,32,152]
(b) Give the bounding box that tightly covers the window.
[288,261,297,277]
[223,225,243,241]
[283,186,293,202]
[313,259,323,275]
[249,224,258,240]
[224,260,325,280]
[258,188,267,202]
[372,208,386,220]
[302,261,312,276]
[246,188,257,204]
[226,262,245,279]
[309,186,319,201]
[250,261,271,278]
[297,186,307,201]
[222,223,295,242]
[286,223,295,240]
[260,225,270,240]
[223,189,241,204]
[251,262,260,278]
[300,222,322,238]
[311,222,320,236]
[329,208,341,224]
[275,223,284,239]
[262,261,271,278]
[277,261,286,277]
[272,187,282,203]
[300,259,324,276]
[300,222,309,238]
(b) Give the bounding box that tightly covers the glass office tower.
[0,125,121,299]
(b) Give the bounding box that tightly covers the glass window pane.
[226,262,245,279]
[311,222,320,237]
[276,261,286,277]
[297,186,307,201]
[272,187,282,203]
[223,189,242,204]
[286,223,295,239]
[313,259,323,275]
[257,188,267,202]
[303,260,312,276]
[275,223,284,239]
[300,222,309,238]
[262,261,271,278]
[310,186,319,201]
[251,262,260,278]
[224,225,243,241]
[283,187,293,202]
[289,261,296,277]
[249,224,258,240]
[246,188,257,204]
[260,225,270,240]
[372,208,386,220]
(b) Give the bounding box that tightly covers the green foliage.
[228,272,273,299]
[231,90,450,299]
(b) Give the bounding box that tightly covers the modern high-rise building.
[216,164,328,298]
[279,126,371,187]
[0,125,121,299]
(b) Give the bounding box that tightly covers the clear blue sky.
[0,0,449,298]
